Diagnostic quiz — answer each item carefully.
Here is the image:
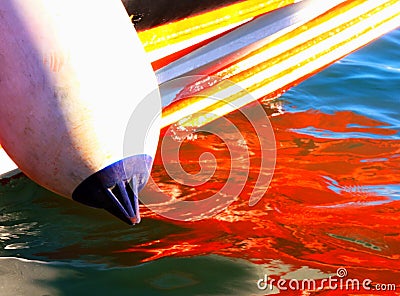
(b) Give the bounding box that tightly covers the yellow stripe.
[137,0,296,62]
[161,0,400,128]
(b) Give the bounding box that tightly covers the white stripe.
[209,2,400,119]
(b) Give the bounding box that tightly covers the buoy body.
[0,1,161,224]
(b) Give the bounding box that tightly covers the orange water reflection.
[125,103,400,293]
[31,102,400,293]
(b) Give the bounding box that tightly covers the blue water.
[0,29,399,295]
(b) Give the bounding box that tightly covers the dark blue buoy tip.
[72,155,153,225]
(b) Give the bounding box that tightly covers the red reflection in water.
[122,104,400,293]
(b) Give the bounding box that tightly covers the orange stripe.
[161,0,400,128]
[137,0,296,60]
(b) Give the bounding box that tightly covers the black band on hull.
[122,0,243,30]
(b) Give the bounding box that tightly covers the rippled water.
[1,29,399,295]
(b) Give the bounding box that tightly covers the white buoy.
[0,0,161,225]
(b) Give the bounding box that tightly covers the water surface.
[1,28,399,295]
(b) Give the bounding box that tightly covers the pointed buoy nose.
[0,2,160,225]
[72,155,153,225]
